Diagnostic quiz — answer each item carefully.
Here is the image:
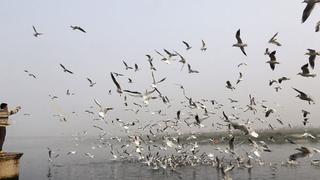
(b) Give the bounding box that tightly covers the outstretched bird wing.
[301,63,310,74]
[293,88,307,97]
[302,2,316,23]
[235,29,243,44]
[110,72,122,93]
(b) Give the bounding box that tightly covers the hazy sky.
[1,0,320,137]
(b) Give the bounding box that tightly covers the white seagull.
[297,63,316,77]
[233,29,247,56]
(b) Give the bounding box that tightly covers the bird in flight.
[292,88,315,104]
[268,32,282,46]
[87,78,96,87]
[24,70,37,79]
[182,41,192,50]
[226,81,235,90]
[32,26,43,37]
[301,0,320,23]
[278,76,290,83]
[110,72,122,94]
[123,60,133,70]
[187,64,199,73]
[236,72,243,84]
[298,63,316,77]
[70,26,86,33]
[305,49,319,69]
[266,50,279,71]
[151,72,166,88]
[232,29,247,56]
[60,64,74,74]
[201,40,207,51]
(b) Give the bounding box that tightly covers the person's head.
[0,103,8,110]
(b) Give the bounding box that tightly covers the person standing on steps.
[0,103,21,153]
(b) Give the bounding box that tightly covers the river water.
[5,135,320,180]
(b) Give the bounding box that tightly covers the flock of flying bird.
[24,4,320,180]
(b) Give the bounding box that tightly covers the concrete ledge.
[0,153,23,180]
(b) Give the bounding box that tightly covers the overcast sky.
[1,0,320,137]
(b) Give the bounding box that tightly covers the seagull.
[278,77,290,83]
[264,48,271,55]
[151,72,166,88]
[87,78,96,87]
[265,108,275,118]
[236,72,243,84]
[232,29,247,56]
[93,98,113,118]
[301,132,316,139]
[305,49,320,69]
[297,63,316,77]
[182,41,192,50]
[67,150,77,155]
[301,0,320,23]
[60,64,74,74]
[32,26,43,37]
[226,81,235,90]
[124,89,157,105]
[269,79,278,86]
[302,109,310,117]
[289,146,311,161]
[84,152,95,159]
[146,54,153,62]
[187,64,199,73]
[134,64,139,72]
[228,98,238,103]
[154,49,168,61]
[70,26,86,33]
[163,49,177,58]
[123,60,133,70]
[268,32,282,46]
[293,87,315,104]
[148,60,157,71]
[315,21,320,32]
[110,72,122,94]
[228,121,258,138]
[176,110,181,120]
[237,62,247,68]
[47,147,52,162]
[266,51,279,71]
[201,40,207,51]
[24,70,37,78]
